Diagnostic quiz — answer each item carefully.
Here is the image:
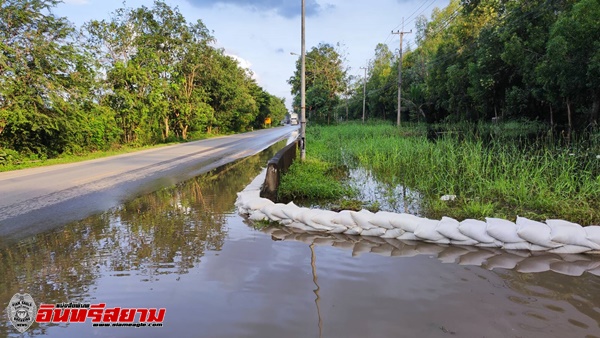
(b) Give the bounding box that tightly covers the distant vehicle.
[290,113,299,125]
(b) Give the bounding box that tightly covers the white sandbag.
[547,245,592,254]
[327,226,349,234]
[296,209,334,231]
[368,211,396,230]
[486,218,522,243]
[381,228,405,238]
[311,210,338,228]
[281,204,305,221]
[414,219,446,241]
[436,217,471,241]
[332,210,357,228]
[267,203,291,220]
[397,232,419,241]
[585,226,600,246]
[344,227,363,235]
[249,211,268,221]
[389,213,423,232]
[547,219,600,250]
[475,242,503,248]
[247,196,274,210]
[502,242,533,251]
[459,219,496,243]
[287,222,317,232]
[350,210,376,230]
[516,217,562,248]
[280,218,294,225]
[361,227,387,237]
[426,238,451,245]
[450,239,479,246]
[260,204,283,221]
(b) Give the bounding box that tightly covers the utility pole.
[360,66,367,123]
[300,0,306,160]
[392,18,411,127]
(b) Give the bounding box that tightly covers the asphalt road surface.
[0,126,298,242]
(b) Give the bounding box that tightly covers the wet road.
[0,126,297,241]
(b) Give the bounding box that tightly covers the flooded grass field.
[2,143,600,337]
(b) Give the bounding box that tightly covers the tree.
[288,43,347,124]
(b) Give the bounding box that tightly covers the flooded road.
[2,144,600,337]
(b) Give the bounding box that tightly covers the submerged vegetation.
[280,122,600,225]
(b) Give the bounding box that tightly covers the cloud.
[185,0,327,18]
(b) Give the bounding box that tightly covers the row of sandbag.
[236,171,600,254]
[262,226,600,277]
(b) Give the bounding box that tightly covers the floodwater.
[2,145,600,337]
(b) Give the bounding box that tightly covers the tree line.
[0,0,287,160]
[291,0,599,131]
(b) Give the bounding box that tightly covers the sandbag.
[249,211,268,221]
[381,228,405,238]
[389,213,423,232]
[350,210,377,230]
[459,219,496,243]
[414,219,446,241]
[436,217,471,241]
[547,219,600,250]
[585,226,600,247]
[368,211,396,230]
[547,244,591,254]
[361,227,387,237]
[332,210,357,228]
[328,226,349,234]
[344,227,363,235]
[516,217,561,248]
[486,218,523,243]
[396,232,419,241]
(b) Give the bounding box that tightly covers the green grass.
[278,157,356,202]
[281,121,600,225]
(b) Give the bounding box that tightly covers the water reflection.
[0,140,286,337]
[1,136,600,337]
[263,225,600,277]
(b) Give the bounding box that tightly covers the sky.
[54,0,451,110]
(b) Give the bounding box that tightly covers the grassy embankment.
[278,121,600,225]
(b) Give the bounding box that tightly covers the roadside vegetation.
[0,0,287,169]
[280,122,600,225]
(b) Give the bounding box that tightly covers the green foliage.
[278,158,356,201]
[345,0,599,129]
[291,122,600,224]
[0,0,282,164]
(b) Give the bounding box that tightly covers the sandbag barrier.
[259,226,600,277]
[236,170,600,255]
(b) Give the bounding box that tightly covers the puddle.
[1,142,600,337]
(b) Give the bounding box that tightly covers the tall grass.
[288,121,600,224]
